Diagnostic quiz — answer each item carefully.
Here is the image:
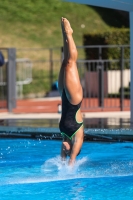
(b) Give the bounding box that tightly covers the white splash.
[2,156,133,186]
[41,156,88,176]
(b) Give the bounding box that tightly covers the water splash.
[1,156,133,186]
[7,157,89,185]
[41,156,88,176]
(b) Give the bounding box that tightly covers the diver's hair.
[62,136,81,156]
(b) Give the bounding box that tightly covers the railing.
[16,47,62,99]
[0,45,130,112]
[77,45,130,111]
[77,59,130,111]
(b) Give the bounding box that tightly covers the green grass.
[23,68,51,96]
[0,0,129,96]
[0,0,129,49]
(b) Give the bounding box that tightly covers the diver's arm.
[68,139,82,165]
[68,128,84,165]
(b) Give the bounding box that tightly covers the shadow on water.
[89,5,129,28]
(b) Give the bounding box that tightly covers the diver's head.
[62,137,81,157]
[62,140,72,156]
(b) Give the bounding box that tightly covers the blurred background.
[0,0,131,128]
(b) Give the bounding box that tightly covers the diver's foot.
[62,17,73,35]
[61,17,67,41]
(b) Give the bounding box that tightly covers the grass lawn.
[0,0,129,96]
[0,0,129,49]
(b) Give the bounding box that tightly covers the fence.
[78,60,130,111]
[0,45,130,112]
[16,47,62,99]
[78,45,130,111]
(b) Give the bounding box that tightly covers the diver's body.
[58,18,84,165]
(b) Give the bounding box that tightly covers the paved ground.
[0,111,132,141]
[0,97,130,114]
[0,97,130,121]
[0,111,130,119]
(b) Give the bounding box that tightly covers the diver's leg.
[62,18,83,105]
[58,18,69,95]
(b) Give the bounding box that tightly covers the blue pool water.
[0,138,133,200]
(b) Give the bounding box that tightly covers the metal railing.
[16,47,62,99]
[77,45,130,111]
[78,59,130,111]
[0,45,130,112]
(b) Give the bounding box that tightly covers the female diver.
[58,17,84,165]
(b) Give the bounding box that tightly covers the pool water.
[0,139,133,200]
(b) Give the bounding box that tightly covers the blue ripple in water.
[0,139,133,200]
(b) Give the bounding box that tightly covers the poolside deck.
[0,97,130,113]
[0,125,133,142]
[0,97,132,142]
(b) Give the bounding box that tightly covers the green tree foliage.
[0,0,129,48]
[83,29,130,69]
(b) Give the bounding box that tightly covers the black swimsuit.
[59,89,83,140]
